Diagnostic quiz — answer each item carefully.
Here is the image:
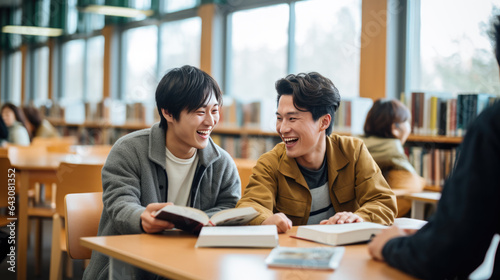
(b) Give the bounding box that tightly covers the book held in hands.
[195,225,279,248]
[295,222,387,246]
[153,205,259,235]
[265,246,345,270]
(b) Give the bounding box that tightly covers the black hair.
[364,99,410,138]
[275,72,341,135]
[155,65,223,129]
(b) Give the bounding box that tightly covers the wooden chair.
[49,162,103,280]
[233,158,257,194]
[65,192,103,260]
[31,136,78,146]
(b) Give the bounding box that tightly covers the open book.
[153,205,258,235]
[265,246,345,270]
[195,225,278,248]
[295,222,387,246]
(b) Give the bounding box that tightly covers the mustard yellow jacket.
[236,134,397,226]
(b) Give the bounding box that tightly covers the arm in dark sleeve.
[382,103,500,279]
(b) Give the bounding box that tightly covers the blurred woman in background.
[22,106,60,139]
[1,103,30,146]
[359,99,425,217]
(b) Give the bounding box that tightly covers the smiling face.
[164,92,219,159]
[276,95,329,170]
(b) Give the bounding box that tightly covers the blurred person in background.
[358,99,425,217]
[22,105,60,140]
[1,103,30,146]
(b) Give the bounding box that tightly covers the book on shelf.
[333,97,373,135]
[293,222,387,246]
[265,246,345,270]
[195,225,278,248]
[153,205,259,235]
[407,91,499,137]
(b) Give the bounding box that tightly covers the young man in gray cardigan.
[84,66,241,280]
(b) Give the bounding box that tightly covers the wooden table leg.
[18,171,28,280]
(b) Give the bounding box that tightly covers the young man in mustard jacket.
[236,72,397,233]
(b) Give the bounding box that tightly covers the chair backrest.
[65,192,103,259]
[55,162,104,216]
[233,158,257,194]
[32,136,78,146]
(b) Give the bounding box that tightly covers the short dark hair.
[275,72,341,135]
[22,106,43,134]
[155,65,223,129]
[363,99,410,138]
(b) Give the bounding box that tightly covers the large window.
[63,39,85,105]
[226,0,362,101]
[123,25,158,103]
[295,0,361,97]
[34,46,49,105]
[407,0,500,94]
[87,36,104,103]
[162,0,199,13]
[160,17,201,73]
[9,51,22,105]
[228,4,289,102]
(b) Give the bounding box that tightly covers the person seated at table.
[235,72,397,233]
[22,105,60,139]
[368,16,500,279]
[83,65,241,280]
[1,103,30,146]
[358,99,425,217]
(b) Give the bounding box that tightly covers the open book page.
[209,207,258,226]
[195,225,278,248]
[393,218,428,230]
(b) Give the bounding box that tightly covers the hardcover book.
[154,205,258,235]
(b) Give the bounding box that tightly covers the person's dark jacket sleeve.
[382,102,500,279]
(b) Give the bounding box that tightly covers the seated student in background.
[236,72,397,233]
[0,103,30,146]
[358,99,425,217]
[22,106,60,139]
[83,65,241,280]
[0,116,8,146]
[368,17,500,279]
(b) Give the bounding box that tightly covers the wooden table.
[405,192,441,220]
[81,227,418,280]
[9,151,106,280]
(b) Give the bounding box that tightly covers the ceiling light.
[81,5,154,18]
[2,25,63,37]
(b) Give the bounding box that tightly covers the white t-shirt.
[165,147,199,206]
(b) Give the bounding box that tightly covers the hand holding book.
[153,205,259,235]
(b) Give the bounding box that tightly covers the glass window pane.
[411,0,500,94]
[163,0,198,13]
[63,39,85,104]
[10,51,22,105]
[124,25,158,103]
[34,46,49,105]
[229,5,289,101]
[295,0,361,97]
[160,17,201,72]
[87,36,104,102]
